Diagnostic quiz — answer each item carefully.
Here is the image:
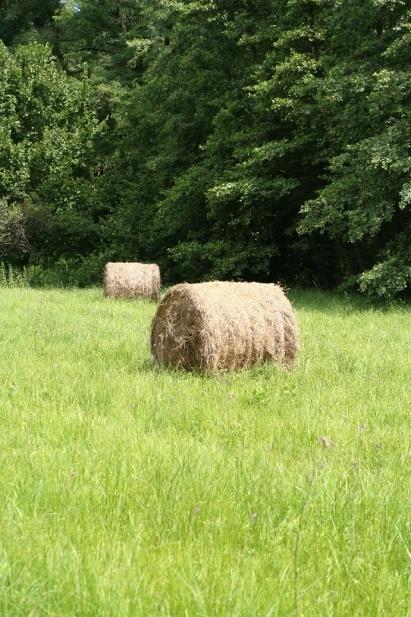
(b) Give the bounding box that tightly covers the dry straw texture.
[151,281,299,373]
[104,262,160,300]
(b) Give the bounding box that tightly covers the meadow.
[0,287,409,617]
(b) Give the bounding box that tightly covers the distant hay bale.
[104,262,160,300]
[151,281,299,373]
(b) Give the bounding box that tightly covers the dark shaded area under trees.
[0,0,410,298]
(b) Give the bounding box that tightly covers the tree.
[0,42,100,273]
[299,0,411,297]
[95,0,411,295]
[0,0,61,47]
[1,1,409,296]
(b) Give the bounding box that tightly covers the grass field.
[0,287,410,617]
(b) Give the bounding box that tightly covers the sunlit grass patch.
[0,288,409,616]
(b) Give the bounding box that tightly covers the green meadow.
[0,288,409,617]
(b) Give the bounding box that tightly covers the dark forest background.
[0,0,410,298]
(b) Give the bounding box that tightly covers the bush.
[358,257,411,300]
[26,255,106,288]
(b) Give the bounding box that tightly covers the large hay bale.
[104,262,160,300]
[151,281,299,373]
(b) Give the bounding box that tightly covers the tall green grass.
[0,288,409,616]
[0,262,30,288]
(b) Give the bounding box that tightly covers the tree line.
[0,0,410,297]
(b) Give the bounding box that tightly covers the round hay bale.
[104,262,160,300]
[151,281,299,373]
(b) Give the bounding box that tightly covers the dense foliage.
[0,0,410,297]
[0,42,100,282]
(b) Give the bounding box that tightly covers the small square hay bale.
[104,262,160,300]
